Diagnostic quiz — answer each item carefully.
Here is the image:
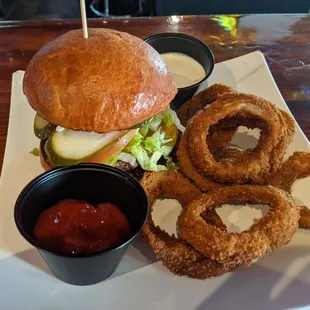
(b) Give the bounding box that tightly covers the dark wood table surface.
[0,14,310,172]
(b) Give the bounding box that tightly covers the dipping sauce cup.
[14,164,149,286]
[144,33,214,110]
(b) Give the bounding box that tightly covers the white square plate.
[1,51,310,310]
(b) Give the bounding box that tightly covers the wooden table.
[0,15,310,171]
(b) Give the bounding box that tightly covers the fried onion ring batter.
[177,125,222,192]
[269,152,310,229]
[177,84,235,126]
[187,93,289,183]
[140,171,237,279]
[178,185,299,266]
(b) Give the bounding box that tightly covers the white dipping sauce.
[161,52,206,88]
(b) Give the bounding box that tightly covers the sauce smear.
[34,199,131,255]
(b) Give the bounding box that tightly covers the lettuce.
[29,147,40,157]
[124,108,180,171]
[143,130,172,153]
[118,152,137,167]
[163,107,185,132]
[107,152,137,169]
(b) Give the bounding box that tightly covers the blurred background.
[0,0,309,20]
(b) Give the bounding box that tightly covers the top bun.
[23,28,177,133]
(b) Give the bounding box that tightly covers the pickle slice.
[45,128,130,166]
[33,113,56,139]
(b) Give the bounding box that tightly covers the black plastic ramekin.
[144,32,214,110]
[14,164,149,286]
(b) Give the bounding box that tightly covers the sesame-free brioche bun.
[23,28,177,133]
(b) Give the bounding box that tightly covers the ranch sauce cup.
[144,33,214,110]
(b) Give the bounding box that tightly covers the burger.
[23,28,182,175]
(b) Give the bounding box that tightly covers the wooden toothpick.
[80,0,88,39]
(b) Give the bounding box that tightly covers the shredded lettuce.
[123,108,180,171]
[139,125,149,137]
[104,108,181,171]
[118,152,137,166]
[29,147,39,157]
[164,107,185,132]
[165,155,178,171]
[108,152,137,168]
[105,153,121,167]
[144,130,172,153]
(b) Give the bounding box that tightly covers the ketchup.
[34,199,131,255]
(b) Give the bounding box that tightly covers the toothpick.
[80,0,88,39]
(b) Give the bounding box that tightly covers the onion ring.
[299,207,310,229]
[177,85,294,179]
[207,116,267,162]
[177,84,235,126]
[178,115,271,191]
[187,93,288,183]
[177,185,299,266]
[177,125,222,192]
[140,171,237,279]
[208,110,294,167]
[268,152,310,229]
[178,84,238,158]
[268,110,295,172]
